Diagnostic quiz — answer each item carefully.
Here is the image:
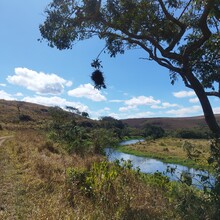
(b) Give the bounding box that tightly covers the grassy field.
[0,100,218,219]
[0,130,181,219]
[118,138,211,169]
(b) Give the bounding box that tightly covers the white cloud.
[68,83,106,102]
[119,105,137,112]
[7,67,72,95]
[15,92,23,97]
[189,97,199,103]
[151,102,179,109]
[213,107,220,114]
[103,107,110,111]
[107,113,120,119]
[22,96,89,113]
[173,90,195,98]
[166,105,202,116]
[0,90,15,100]
[124,111,155,119]
[0,83,6,87]
[125,96,160,106]
[109,99,124,103]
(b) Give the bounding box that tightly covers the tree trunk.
[185,70,220,138]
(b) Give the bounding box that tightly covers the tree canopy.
[39,0,220,136]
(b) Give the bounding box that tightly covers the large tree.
[39,0,220,137]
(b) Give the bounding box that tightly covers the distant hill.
[1,99,219,132]
[0,99,94,130]
[0,99,51,123]
[122,115,220,131]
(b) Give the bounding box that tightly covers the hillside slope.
[1,99,219,131]
[122,115,220,131]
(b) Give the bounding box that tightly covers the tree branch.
[205,91,220,98]
[183,0,214,56]
[178,0,193,20]
[158,0,187,52]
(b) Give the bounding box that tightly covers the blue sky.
[0,0,219,119]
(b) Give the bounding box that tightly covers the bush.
[19,114,32,122]
[175,129,209,139]
[66,160,135,219]
[143,124,165,139]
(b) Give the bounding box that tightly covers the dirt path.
[0,136,18,220]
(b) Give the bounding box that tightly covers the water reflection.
[105,147,215,189]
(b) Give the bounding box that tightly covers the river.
[105,139,215,189]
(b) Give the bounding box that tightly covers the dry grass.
[0,130,179,219]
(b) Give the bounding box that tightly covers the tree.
[39,0,220,137]
[144,124,165,139]
[81,111,90,118]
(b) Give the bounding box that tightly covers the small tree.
[144,124,165,139]
[81,111,90,118]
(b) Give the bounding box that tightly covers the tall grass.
[0,130,217,219]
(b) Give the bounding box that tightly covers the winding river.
[105,139,215,189]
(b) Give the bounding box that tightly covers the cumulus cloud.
[166,105,202,116]
[15,92,23,97]
[124,96,160,106]
[173,90,195,98]
[119,105,137,112]
[22,96,89,113]
[124,111,155,119]
[213,107,220,114]
[0,83,6,87]
[109,99,124,103]
[7,67,72,95]
[68,83,106,102]
[0,90,15,100]
[189,97,199,103]
[151,102,179,109]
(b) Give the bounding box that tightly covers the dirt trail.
[0,135,16,220]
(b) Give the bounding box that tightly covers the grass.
[0,130,180,219]
[118,137,211,169]
[0,128,217,219]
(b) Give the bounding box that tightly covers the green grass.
[117,137,211,170]
[118,146,200,168]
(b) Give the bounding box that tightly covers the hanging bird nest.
[91,69,106,90]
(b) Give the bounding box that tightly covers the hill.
[122,115,220,131]
[0,99,94,130]
[1,99,220,132]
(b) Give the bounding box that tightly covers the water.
[105,139,215,189]
[119,139,144,146]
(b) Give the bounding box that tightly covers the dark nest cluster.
[91,69,106,90]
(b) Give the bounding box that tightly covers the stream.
[105,139,215,189]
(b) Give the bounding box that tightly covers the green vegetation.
[48,107,122,155]
[118,138,211,169]
[1,100,220,219]
[0,130,218,219]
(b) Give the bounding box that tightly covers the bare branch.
[178,0,193,20]
[206,91,220,98]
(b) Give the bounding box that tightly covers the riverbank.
[117,137,211,170]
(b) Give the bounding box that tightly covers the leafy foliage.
[143,124,165,139]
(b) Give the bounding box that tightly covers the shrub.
[143,124,165,139]
[19,114,32,122]
[66,160,135,219]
